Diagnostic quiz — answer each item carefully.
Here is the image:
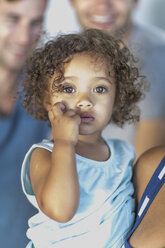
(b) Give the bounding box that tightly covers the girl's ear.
[43,92,51,111]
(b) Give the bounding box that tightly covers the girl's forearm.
[41,141,80,222]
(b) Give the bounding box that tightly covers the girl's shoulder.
[106,138,135,151]
[21,139,53,195]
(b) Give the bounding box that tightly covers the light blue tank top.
[21,138,135,248]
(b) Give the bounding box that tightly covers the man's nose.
[96,0,113,9]
[96,0,111,6]
[15,24,31,46]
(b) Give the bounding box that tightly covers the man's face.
[0,0,47,71]
[71,0,136,38]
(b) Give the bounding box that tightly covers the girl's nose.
[76,97,93,109]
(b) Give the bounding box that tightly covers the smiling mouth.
[91,14,116,27]
[80,113,94,123]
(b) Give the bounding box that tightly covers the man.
[69,0,165,158]
[0,0,50,247]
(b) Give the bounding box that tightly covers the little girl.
[21,29,145,248]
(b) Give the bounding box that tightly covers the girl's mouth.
[80,112,94,123]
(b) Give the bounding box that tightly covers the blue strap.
[123,156,165,248]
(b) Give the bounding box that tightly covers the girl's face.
[49,53,116,136]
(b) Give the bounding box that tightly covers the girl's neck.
[76,134,110,162]
[78,132,102,144]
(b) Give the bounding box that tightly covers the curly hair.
[21,28,146,126]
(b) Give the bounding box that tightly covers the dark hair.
[21,29,146,126]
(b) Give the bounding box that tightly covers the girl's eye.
[94,86,107,93]
[63,86,75,94]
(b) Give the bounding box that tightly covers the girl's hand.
[48,102,81,145]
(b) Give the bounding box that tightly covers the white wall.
[44,0,79,38]
[134,0,165,30]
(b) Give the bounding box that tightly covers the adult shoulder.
[134,22,165,46]
[133,145,165,203]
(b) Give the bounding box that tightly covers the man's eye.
[63,87,75,93]
[31,19,43,28]
[94,86,107,93]
[7,16,19,24]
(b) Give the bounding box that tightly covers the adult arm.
[130,145,165,247]
[134,119,165,159]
